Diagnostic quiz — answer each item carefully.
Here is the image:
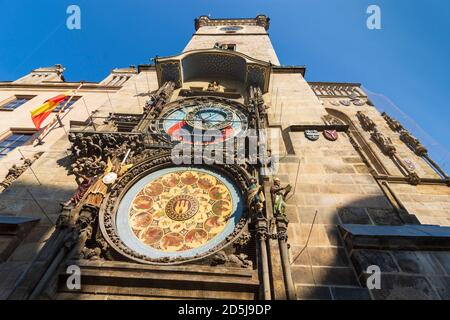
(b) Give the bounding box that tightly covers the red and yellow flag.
[30,93,70,129]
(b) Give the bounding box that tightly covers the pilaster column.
[255,215,271,300]
[275,215,297,300]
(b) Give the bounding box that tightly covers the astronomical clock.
[59,81,268,299]
[101,163,250,264]
[150,97,249,145]
[33,27,276,299]
[87,93,257,267]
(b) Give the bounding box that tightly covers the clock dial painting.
[158,102,248,145]
[116,167,244,260]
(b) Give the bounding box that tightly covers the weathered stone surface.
[352,249,400,275]
[427,276,450,300]
[433,252,450,275]
[312,267,359,286]
[307,247,350,267]
[330,286,372,300]
[340,224,450,250]
[339,207,372,225]
[291,266,315,285]
[323,163,356,174]
[368,274,439,300]
[393,252,446,275]
[297,206,340,225]
[296,285,332,300]
[1,14,449,301]
[366,208,403,226]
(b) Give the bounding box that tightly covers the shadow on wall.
[0,177,80,300]
[289,194,450,300]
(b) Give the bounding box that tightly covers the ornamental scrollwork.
[68,132,144,181]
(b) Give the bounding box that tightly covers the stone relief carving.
[399,130,428,157]
[371,128,397,157]
[0,153,42,191]
[356,111,377,132]
[382,112,404,132]
[143,81,175,119]
[211,251,253,269]
[248,85,268,129]
[323,114,345,126]
[68,132,144,180]
[381,112,448,182]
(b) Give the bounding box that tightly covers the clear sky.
[1,0,449,168]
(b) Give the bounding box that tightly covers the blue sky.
[1,0,449,168]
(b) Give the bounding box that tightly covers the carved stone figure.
[68,132,143,180]
[400,130,428,156]
[382,112,404,132]
[371,129,396,156]
[0,154,41,191]
[356,111,377,131]
[142,81,175,119]
[211,251,253,269]
[207,81,221,92]
[270,178,292,216]
[247,178,265,216]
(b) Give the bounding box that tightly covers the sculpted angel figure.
[83,156,133,208]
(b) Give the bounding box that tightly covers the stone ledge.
[340,224,450,251]
[57,260,260,300]
[0,216,40,235]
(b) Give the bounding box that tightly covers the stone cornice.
[195,15,270,31]
[272,66,306,77]
[0,82,122,92]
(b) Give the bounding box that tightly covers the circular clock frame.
[99,152,251,265]
[150,97,249,145]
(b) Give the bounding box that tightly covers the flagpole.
[34,81,84,145]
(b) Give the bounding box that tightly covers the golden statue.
[84,152,133,208]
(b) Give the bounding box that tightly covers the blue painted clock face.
[158,102,248,145]
[192,109,227,128]
[115,166,245,260]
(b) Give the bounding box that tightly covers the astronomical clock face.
[115,167,244,260]
[157,101,248,145]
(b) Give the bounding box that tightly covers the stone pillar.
[263,181,287,299]
[275,215,297,300]
[255,215,271,300]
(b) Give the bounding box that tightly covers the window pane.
[5,134,22,142]
[0,133,32,157]
[54,98,79,112]
[1,97,30,110]
[16,134,31,142]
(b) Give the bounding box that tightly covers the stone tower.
[1,15,450,300]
